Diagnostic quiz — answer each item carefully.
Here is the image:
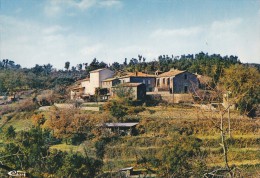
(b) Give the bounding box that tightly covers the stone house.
[111,83,146,100]
[148,69,200,103]
[101,77,120,94]
[155,68,199,93]
[71,68,114,99]
[118,72,156,92]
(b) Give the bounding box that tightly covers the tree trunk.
[220,113,232,177]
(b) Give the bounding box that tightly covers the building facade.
[118,72,156,92]
[101,77,120,94]
[111,83,146,100]
[155,69,199,93]
[71,68,114,99]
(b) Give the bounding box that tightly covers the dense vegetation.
[0,52,243,95]
[0,53,259,177]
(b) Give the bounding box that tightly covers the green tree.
[5,125,16,139]
[0,127,102,177]
[57,152,102,177]
[65,61,70,70]
[109,100,128,121]
[77,63,83,71]
[159,136,204,177]
[1,70,27,99]
[95,140,106,160]
[219,64,260,117]
[112,84,134,100]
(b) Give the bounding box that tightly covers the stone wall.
[130,77,156,92]
[53,103,100,111]
[147,92,194,103]
[173,72,199,93]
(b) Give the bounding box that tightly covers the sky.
[1,0,260,69]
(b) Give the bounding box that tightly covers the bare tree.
[193,81,241,177]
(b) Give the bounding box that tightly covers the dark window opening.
[184,86,188,93]
[184,74,187,79]
[157,79,160,87]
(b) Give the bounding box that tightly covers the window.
[148,80,151,85]
[184,86,188,93]
[167,78,170,86]
[163,78,165,84]
[157,79,160,86]
[143,79,146,84]
[184,74,187,80]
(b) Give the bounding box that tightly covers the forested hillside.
[0,52,260,177]
[0,52,244,94]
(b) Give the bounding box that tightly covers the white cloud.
[151,27,203,38]
[210,18,242,32]
[71,0,97,10]
[44,1,62,17]
[44,0,122,17]
[0,15,99,69]
[42,25,65,35]
[1,13,259,69]
[99,0,122,8]
[80,44,104,57]
[149,17,260,63]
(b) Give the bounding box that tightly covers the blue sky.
[1,0,260,69]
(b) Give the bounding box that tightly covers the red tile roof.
[89,68,112,73]
[102,77,118,82]
[120,72,155,78]
[158,69,185,77]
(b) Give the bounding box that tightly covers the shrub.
[147,109,156,114]
[16,99,38,112]
[107,100,128,121]
[5,125,16,139]
[70,133,86,145]
[127,106,145,115]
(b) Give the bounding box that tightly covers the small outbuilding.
[104,123,138,136]
[119,167,134,177]
[111,83,146,100]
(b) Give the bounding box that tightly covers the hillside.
[0,57,260,177]
[1,101,259,177]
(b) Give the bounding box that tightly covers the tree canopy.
[219,64,260,117]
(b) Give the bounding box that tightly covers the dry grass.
[208,159,260,167]
[50,143,83,153]
[2,104,259,175]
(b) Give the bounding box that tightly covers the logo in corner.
[8,170,27,177]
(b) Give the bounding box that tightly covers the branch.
[203,167,230,177]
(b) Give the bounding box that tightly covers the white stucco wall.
[82,80,91,95]
[84,69,114,95]
[87,72,99,95]
[119,78,130,83]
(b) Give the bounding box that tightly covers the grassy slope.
[1,105,259,176]
[104,106,260,174]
